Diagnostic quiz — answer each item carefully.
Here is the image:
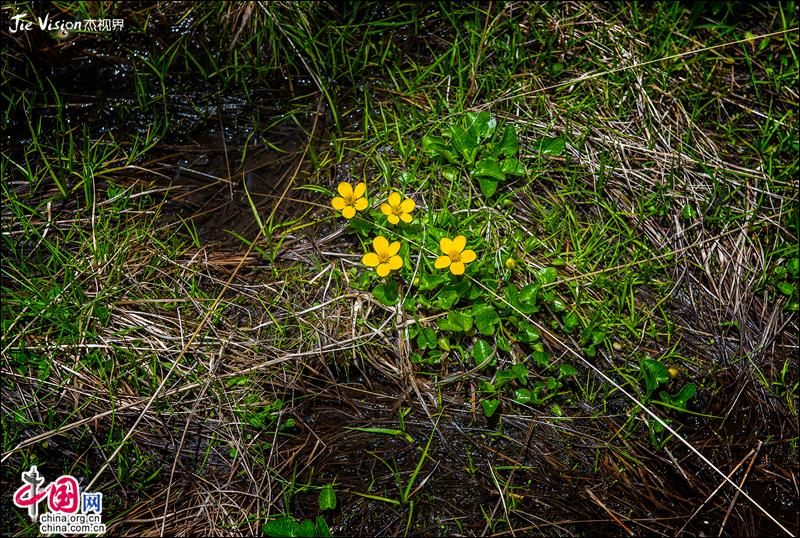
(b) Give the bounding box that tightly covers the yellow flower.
[505,257,516,269]
[435,235,476,275]
[331,181,368,219]
[380,192,415,224]
[362,236,403,277]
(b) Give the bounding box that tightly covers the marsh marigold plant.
[435,235,476,275]
[331,181,368,219]
[381,192,415,224]
[363,236,404,277]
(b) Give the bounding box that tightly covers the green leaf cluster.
[407,255,582,417]
[421,112,526,198]
[262,516,332,538]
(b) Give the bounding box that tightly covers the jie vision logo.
[8,12,124,34]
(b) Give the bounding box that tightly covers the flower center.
[448,249,462,262]
[343,194,357,205]
[376,249,392,263]
[391,205,404,216]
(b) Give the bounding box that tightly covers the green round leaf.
[778,281,795,296]
[481,399,500,418]
[471,338,493,366]
[373,282,399,306]
[319,484,337,511]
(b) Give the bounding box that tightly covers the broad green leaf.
[373,282,399,306]
[496,369,518,388]
[536,267,557,285]
[417,328,437,350]
[437,310,473,332]
[418,273,448,291]
[348,216,375,237]
[496,334,511,351]
[641,359,670,399]
[479,380,496,393]
[316,517,333,538]
[517,322,540,342]
[513,388,532,404]
[540,290,556,305]
[659,383,697,410]
[582,327,606,346]
[501,157,525,176]
[451,125,479,164]
[351,270,372,291]
[263,517,301,537]
[786,257,799,277]
[473,303,500,335]
[421,134,457,163]
[421,134,447,153]
[408,324,421,339]
[559,364,578,377]
[563,312,580,332]
[481,399,500,418]
[504,284,519,301]
[510,363,529,382]
[531,351,549,367]
[298,519,317,538]
[535,136,565,156]
[511,283,538,314]
[466,111,496,138]
[319,484,337,511]
[518,283,539,304]
[435,288,460,310]
[477,177,498,198]
[442,166,459,181]
[498,125,519,156]
[472,338,493,367]
[778,282,794,296]
[399,170,415,186]
[473,159,505,181]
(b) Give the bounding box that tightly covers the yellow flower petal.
[380,203,392,216]
[400,198,415,213]
[353,182,367,199]
[400,212,412,223]
[342,206,356,219]
[440,237,452,253]
[376,263,391,277]
[388,255,403,270]
[387,241,401,256]
[461,249,477,263]
[450,262,465,275]
[387,214,400,225]
[452,235,467,252]
[388,192,401,206]
[362,252,380,267]
[338,182,353,197]
[435,255,451,269]
[331,197,346,210]
[354,197,368,210]
[373,235,389,253]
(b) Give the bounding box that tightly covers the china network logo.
[12,465,106,535]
